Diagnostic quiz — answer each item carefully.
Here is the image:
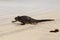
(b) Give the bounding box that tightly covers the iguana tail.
[37,19,54,22]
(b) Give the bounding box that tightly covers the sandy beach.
[0,10,60,40]
[0,0,60,40]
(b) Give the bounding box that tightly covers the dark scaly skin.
[12,16,54,25]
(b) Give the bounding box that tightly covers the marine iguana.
[12,16,54,25]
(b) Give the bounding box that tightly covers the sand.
[0,0,60,40]
[0,10,60,40]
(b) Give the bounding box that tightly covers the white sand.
[0,0,60,40]
[0,10,60,40]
